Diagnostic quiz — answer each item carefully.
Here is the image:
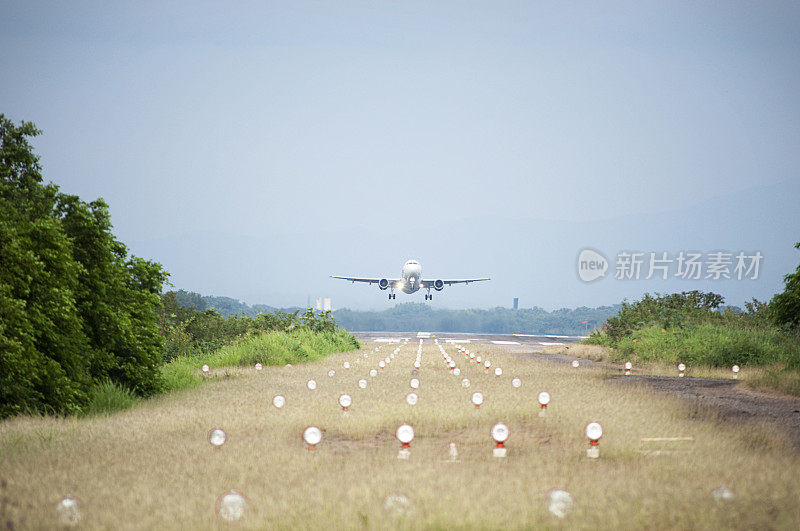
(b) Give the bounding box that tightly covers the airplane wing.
[429,278,491,286]
[330,276,400,286]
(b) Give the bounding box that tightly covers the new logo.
[577,249,608,282]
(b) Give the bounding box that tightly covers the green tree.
[0,115,168,417]
[1,116,92,416]
[772,242,800,331]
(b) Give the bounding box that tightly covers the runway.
[352,331,586,349]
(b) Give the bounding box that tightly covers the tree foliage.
[0,115,168,417]
[602,290,725,341]
[159,291,340,361]
[771,242,800,331]
[331,302,618,335]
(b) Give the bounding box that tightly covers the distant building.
[323,298,331,311]
[315,298,322,311]
[513,297,519,310]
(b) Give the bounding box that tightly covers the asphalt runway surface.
[352,331,585,349]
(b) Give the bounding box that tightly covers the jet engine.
[378,279,390,290]
[433,279,444,291]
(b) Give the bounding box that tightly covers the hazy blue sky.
[2,1,799,310]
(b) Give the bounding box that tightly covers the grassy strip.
[5,342,800,528]
[80,329,359,416]
[747,365,800,397]
[586,323,799,366]
[584,323,800,395]
[161,328,359,392]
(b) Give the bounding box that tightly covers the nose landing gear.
[424,289,433,301]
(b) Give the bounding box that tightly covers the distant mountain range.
[170,289,294,317]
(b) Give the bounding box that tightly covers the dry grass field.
[2,339,800,529]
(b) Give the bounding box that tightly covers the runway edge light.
[585,422,603,459]
[491,422,509,458]
[396,424,414,459]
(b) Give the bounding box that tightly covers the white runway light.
[572,360,579,369]
[202,364,210,374]
[711,486,735,502]
[370,369,378,377]
[339,394,352,412]
[494,367,502,376]
[461,378,471,388]
[307,379,317,390]
[585,422,603,458]
[379,361,386,369]
[410,378,420,389]
[491,422,509,458]
[547,489,574,518]
[216,490,247,522]
[255,363,263,371]
[471,392,484,408]
[512,377,521,388]
[328,369,335,377]
[303,426,323,450]
[382,493,413,514]
[406,392,418,406]
[358,378,367,389]
[732,365,740,378]
[208,428,227,447]
[55,495,81,526]
[396,424,415,444]
[272,394,285,409]
[344,361,351,369]
[625,361,632,375]
[678,362,686,377]
[396,424,415,459]
[538,391,551,416]
[453,367,461,376]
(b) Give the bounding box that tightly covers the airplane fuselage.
[399,260,423,294]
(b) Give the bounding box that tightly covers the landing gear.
[389,292,396,300]
[424,290,433,301]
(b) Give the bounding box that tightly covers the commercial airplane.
[332,259,490,300]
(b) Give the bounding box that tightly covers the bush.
[83,380,139,416]
[612,323,799,367]
[161,328,360,392]
[604,291,724,342]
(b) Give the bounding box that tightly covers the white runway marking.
[491,340,520,345]
[538,341,565,346]
[513,333,588,339]
[374,338,401,343]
